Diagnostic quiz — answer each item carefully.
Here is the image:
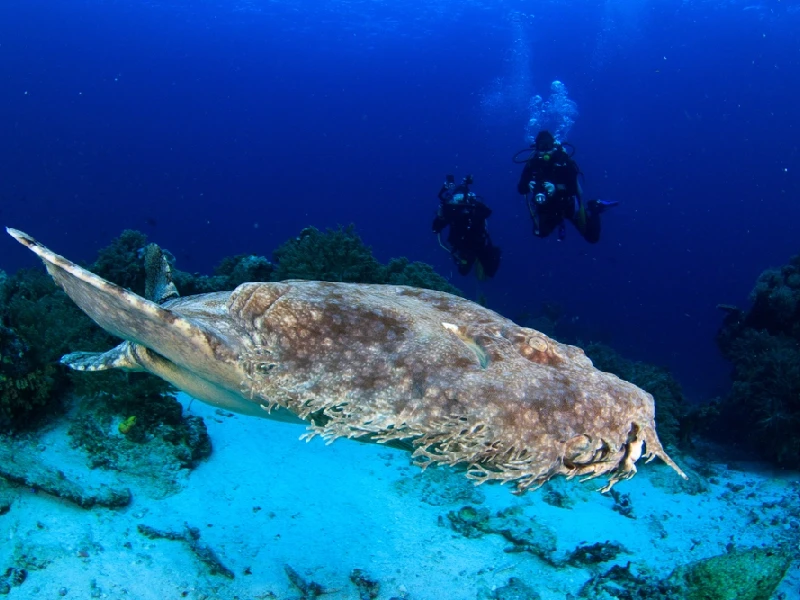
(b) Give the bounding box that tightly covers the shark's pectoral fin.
[61,341,145,372]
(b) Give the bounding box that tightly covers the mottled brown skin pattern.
[7,228,685,493]
[229,282,685,492]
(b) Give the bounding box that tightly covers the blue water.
[1,0,798,402]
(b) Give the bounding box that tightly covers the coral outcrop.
[715,253,800,466]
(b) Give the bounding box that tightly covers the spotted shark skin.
[7,227,686,493]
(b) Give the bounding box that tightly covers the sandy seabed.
[0,393,798,600]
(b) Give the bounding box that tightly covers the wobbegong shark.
[7,228,685,493]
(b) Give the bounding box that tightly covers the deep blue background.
[1,0,798,402]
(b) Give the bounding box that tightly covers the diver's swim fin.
[588,199,619,215]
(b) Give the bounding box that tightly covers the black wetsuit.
[433,185,501,277]
[517,147,601,243]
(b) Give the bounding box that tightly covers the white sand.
[0,392,797,599]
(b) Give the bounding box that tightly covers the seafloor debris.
[566,541,628,567]
[480,576,541,600]
[349,568,380,600]
[609,488,635,519]
[0,567,27,595]
[446,506,633,571]
[445,506,557,564]
[393,463,486,506]
[136,523,234,579]
[0,442,131,509]
[0,479,13,515]
[541,478,577,509]
[284,564,325,598]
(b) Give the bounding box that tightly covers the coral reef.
[666,545,793,600]
[577,545,792,600]
[0,232,211,472]
[68,386,212,475]
[714,253,800,466]
[171,225,457,298]
[271,225,463,295]
[716,328,800,464]
[384,256,461,295]
[514,302,564,339]
[91,229,149,296]
[173,252,274,295]
[94,229,273,297]
[0,323,57,430]
[215,253,274,286]
[743,254,800,338]
[0,232,177,433]
[0,268,104,431]
[272,225,386,283]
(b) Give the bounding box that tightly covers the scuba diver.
[514,130,618,243]
[432,174,501,279]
